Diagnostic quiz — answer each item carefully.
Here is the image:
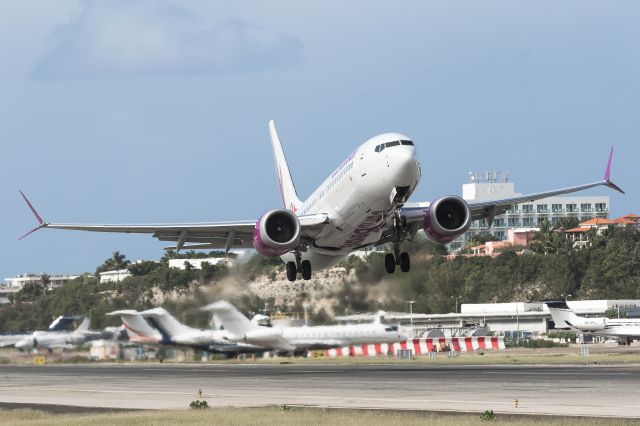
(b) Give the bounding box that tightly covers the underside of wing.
[468,179,623,222]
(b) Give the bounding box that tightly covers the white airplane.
[110,307,265,354]
[544,300,640,345]
[19,121,623,281]
[0,315,78,348]
[14,317,108,351]
[204,300,406,353]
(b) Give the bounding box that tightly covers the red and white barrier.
[316,337,505,358]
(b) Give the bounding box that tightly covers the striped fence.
[314,337,505,358]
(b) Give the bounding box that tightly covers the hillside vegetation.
[1,226,638,332]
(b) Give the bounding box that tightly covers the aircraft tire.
[400,252,410,272]
[385,253,396,273]
[301,260,312,280]
[286,262,297,282]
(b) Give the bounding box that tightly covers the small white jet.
[0,315,78,348]
[20,121,623,281]
[544,300,640,345]
[110,307,265,354]
[14,317,107,352]
[204,300,406,354]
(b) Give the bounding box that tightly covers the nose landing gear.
[384,213,411,274]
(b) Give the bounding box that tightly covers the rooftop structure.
[565,213,640,247]
[168,257,230,270]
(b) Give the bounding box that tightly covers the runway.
[0,363,639,417]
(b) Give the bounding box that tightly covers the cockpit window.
[385,326,398,332]
[375,140,413,152]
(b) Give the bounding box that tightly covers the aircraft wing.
[18,191,329,252]
[399,146,624,227]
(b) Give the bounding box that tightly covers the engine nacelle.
[253,209,301,257]
[423,196,471,244]
[572,317,606,332]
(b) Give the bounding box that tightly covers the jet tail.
[202,301,258,338]
[48,316,77,332]
[140,308,195,340]
[269,120,302,212]
[108,310,161,342]
[543,300,580,329]
[75,317,90,332]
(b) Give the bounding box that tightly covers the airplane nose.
[391,147,420,185]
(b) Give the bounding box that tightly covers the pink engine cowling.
[423,196,472,244]
[253,209,301,257]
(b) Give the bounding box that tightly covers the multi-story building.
[449,171,610,251]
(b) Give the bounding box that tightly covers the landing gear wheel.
[399,252,410,272]
[301,260,312,280]
[286,262,297,282]
[385,253,396,274]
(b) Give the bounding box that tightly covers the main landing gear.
[285,259,312,282]
[385,248,411,274]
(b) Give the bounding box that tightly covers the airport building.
[1,273,82,304]
[448,171,610,251]
[336,300,640,338]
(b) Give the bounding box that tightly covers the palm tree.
[96,251,130,275]
[530,221,556,254]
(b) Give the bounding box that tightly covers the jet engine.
[423,196,471,243]
[571,317,606,332]
[253,209,301,257]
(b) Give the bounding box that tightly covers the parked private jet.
[204,300,406,354]
[20,121,623,281]
[110,308,265,354]
[0,315,78,348]
[13,317,114,352]
[544,300,640,345]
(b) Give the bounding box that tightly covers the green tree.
[95,251,131,275]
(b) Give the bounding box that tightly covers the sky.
[1,0,638,279]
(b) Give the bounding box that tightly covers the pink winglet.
[604,145,614,181]
[20,190,44,225]
[18,226,42,241]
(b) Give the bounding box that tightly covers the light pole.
[451,296,462,313]
[407,300,415,339]
[303,303,309,326]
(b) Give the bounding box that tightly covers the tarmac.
[0,363,639,417]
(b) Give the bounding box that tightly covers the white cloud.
[33,0,303,79]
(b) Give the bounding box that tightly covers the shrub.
[189,400,209,409]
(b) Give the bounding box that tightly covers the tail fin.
[202,301,257,338]
[108,310,162,343]
[543,300,580,329]
[139,308,195,339]
[269,120,302,212]
[48,316,77,332]
[75,317,90,332]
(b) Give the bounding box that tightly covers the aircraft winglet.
[18,190,48,240]
[602,146,625,194]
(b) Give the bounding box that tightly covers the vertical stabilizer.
[108,310,162,342]
[269,120,302,212]
[140,308,195,339]
[544,300,580,329]
[75,317,90,332]
[202,301,258,338]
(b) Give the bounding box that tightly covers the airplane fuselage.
[284,133,421,270]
